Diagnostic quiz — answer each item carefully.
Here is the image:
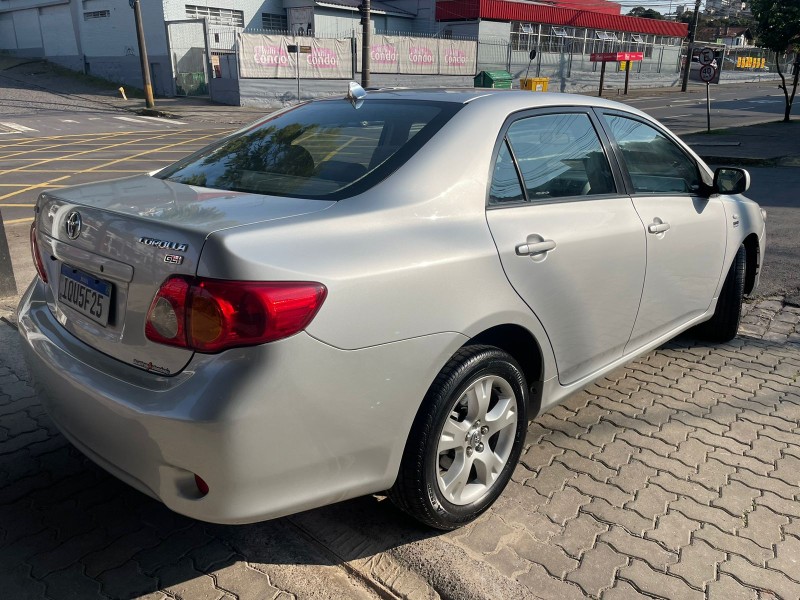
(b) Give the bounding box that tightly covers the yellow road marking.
[2,217,34,225]
[0,130,186,177]
[0,175,72,201]
[0,203,36,207]
[17,169,144,173]
[79,130,224,173]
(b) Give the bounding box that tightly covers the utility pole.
[131,0,155,108]
[681,0,702,92]
[360,0,371,88]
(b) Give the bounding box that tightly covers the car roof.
[318,87,650,118]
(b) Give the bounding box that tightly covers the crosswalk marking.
[0,122,39,133]
[113,115,187,126]
[136,115,188,125]
[113,116,155,125]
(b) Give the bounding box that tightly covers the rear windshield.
[158,99,462,200]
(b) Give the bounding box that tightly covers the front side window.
[504,113,616,201]
[603,114,700,194]
[158,100,460,199]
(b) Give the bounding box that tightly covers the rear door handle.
[516,239,556,256]
[647,222,671,234]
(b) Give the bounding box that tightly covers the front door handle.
[647,222,671,234]
[516,239,556,256]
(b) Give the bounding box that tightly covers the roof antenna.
[347,81,366,108]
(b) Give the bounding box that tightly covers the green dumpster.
[474,70,513,89]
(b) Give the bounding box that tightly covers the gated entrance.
[166,19,211,97]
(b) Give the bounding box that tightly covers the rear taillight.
[145,276,327,353]
[30,223,48,283]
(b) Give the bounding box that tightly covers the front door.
[485,110,646,385]
[599,112,727,351]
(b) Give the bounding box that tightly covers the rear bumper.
[18,279,465,524]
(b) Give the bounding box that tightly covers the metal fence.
[193,22,795,88]
[478,37,683,87]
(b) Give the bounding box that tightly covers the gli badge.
[164,254,184,265]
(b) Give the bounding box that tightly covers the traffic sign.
[698,47,715,66]
[699,64,716,82]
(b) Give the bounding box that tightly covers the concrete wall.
[0,0,174,96]
[161,0,283,31]
[40,4,79,56]
[78,2,141,58]
[478,20,510,42]
[210,76,240,104]
[11,8,43,49]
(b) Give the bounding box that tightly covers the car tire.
[694,244,746,342]
[389,345,528,530]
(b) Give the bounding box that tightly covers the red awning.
[436,0,689,37]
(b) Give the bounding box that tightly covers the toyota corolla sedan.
[18,87,765,530]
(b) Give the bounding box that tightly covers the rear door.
[597,111,727,352]
[485,109,646,386]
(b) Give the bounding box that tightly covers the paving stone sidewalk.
[0,297,799,599]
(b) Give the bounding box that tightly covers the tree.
[750,0,800,122]
[627,6,665,19]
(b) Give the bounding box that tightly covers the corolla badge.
[65,211,82,240]
[137,237,188,252]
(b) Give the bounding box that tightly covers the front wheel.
[389,346,528,530]
[694,244,746,342]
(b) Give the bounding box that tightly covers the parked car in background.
[19,87,765,530]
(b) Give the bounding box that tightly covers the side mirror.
[713,167,750,195]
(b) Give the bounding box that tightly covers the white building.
[0,0,430,96]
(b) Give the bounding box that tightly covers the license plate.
[58,265,112,326]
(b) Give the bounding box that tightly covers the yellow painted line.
[0,127,230,148]
[0,175,72,201]
[2,217,34,225]
[0,130,185,177]
[27,158,177,162]
[0,203,36,207]
[17,169,143,173]
[79,130,225,173]
[0,184,66,188]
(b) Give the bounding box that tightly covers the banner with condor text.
[356,35,477,76]
[239,33,352,79]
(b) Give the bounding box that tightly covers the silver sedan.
[18,87,765,529]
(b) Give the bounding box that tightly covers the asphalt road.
[622,81,789,134]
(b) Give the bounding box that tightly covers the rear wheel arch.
[464,324,545,418]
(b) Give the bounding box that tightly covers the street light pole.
[132,0,155,108]
[681,0,702,92]
[360,0,371,88]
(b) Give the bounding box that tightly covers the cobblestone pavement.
[1,297,799,599]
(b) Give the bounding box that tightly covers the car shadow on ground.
[0,418,438,598]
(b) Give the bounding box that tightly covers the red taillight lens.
[145,277,327,353]
[30,223,48,283]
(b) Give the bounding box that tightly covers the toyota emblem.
[65,211,82,240]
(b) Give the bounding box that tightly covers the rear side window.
[158,100,460,199]
[505,113,615,201]
[489,140,525,204]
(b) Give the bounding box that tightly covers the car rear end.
[18,94,472,523]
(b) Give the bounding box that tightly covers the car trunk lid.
[34,175,334,375]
